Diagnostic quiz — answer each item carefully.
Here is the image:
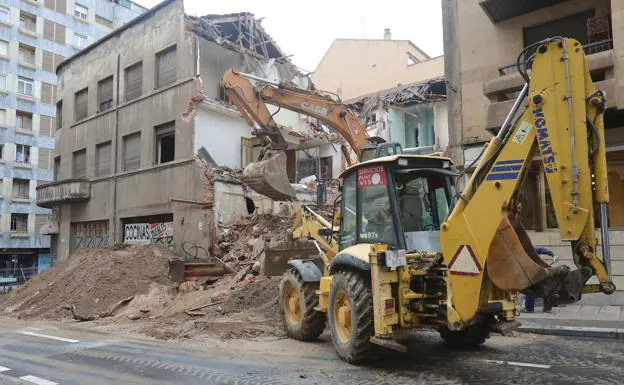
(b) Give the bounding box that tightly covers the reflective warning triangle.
[448,245,482,276]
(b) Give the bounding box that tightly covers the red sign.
[358,166,387,188]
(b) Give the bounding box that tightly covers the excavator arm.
[441,38,614,328]
[221,69,380,200]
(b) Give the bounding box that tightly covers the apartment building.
[36,0,341,262]
[443,0,624,302]
[0,0,144,281]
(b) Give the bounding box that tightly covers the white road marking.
[482,359,551,369]
[0,366,10,372]
[19,375,58,385]
[18,331,80,343]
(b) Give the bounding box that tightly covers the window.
[0,109,5,126]
[123,133,140,171]
[19,44,36,66]
[20,11,36,33]
[523,11,594,48]
[0,75,5,90]
[339,173,357,250]
[155,122,175,164]
[38,147,51,169]
[56,100,63,130]
[74,88,88,121]
[12,179,30,199]
[96,15,113,28]
[43,19,66,45]
[10,214,28,233]
[73,149,86,178]
[96,142,111,176]
[359,167,398,247]
[0,40,7,56]
[74,3,88,20]
[98,76,113,112]
[156,45,177,89]
[407,52,419,66]
[54,157,60,181]
[18,77,34,97]
[125,62,142,101]
[16,111,33,131]
[73,33,87,49]
[0,143,3,159]
[41,83,55,105]
[15,144,31,164]
[0,7,8,23]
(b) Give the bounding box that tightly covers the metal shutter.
[73,150,86,178]
[42,51,54,72]
[123,133,141,171]
[54,23,65,45]
[44,0,55,11]
[125,62,142,101]
[41,83,53,104]
[56,0,66,14]
[97,142,111,176]
[98,76,113,111]
[156,46,176,88]
[75,88,88,121]
[40,115,52,136]
[43,19,54,41]
[38,147,51,169]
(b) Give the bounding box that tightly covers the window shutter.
[38,147,51,169]
[54,23,66,45]
[157,46,176,88]
[43,19,54,41]
[125,62,142,101]
[73,150,86,178]
[43,51,54,72]
[124,133,140,171]
[56,0,66,14]
[97,142,111,176]
[54,54,65,69]
[98,76,113,111]
[44,0,55,11]
[40,115,52,136]
[41,83,53,104]
[35,214,50,234]
[75,88,88,121]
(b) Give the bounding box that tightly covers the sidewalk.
[517,304,624,339]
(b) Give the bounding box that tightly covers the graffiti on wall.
[124,222,174,248]
[72,221,109,250]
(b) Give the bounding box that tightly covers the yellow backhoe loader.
[221,37,615,364]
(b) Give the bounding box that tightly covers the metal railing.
[498,39,613,76]
[0,267,38,288]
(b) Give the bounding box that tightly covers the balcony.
[480,0,568,24]
[483,40,614,132]
[36,179,90,208]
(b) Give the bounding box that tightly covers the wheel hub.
[333,290,352,344]
[284,285,302,325]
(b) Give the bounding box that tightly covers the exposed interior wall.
[194,104,252,168]
[434,102,450,151]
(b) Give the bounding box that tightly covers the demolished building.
[346,77,449,154]
[35,0,341,262]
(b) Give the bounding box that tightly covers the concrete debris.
[179,281,201,293]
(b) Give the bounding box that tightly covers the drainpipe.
[111,54,121,244]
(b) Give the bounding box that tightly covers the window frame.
[155,45,177,89]
[19,11,36,32]
[16,110,33,131]
[154,122,175,164]
[73,32,88,49]
[12,178,30,199]
[0,40,8,57]
[0,6,9,23]
[98,75,114,112]
[17,77,34,97]
[15,144,31,164]
[18,44,36,66]
[74,3,88,20]
[123,132,141,171]
[96,141,112,177]
[72,148,87,178]
[74,87,88,121]
[124,61,143,101]
[10,213,28,233]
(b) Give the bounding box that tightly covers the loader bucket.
[242,150,297,201]
[486,215,550,291]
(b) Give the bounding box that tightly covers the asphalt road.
[0,320,622,385]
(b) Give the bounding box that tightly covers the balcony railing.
[498,39,613,76]
[36,179,90,208]
[0,267,38,289]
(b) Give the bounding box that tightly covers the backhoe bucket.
[242,150,297,201]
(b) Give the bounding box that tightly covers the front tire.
[279,269,325,341]
[328,270,374,364]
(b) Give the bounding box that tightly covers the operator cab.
[338,155,457,253]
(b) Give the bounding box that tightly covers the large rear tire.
[328,270,374,364]
[439,323,490,349]
[279,269,325,341]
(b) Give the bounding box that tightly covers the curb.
[518,324,623,339]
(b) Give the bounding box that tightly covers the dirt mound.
[1,244,173,320]
[209,276,280,317]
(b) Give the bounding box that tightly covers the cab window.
[357,166,398,247]
[339,173,357,249]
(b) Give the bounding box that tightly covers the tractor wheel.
[439,324,490,349]
[328,270,374,364]
[279,269,325,341]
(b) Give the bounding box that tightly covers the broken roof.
[57,0,289,74]
[346,76,446,116]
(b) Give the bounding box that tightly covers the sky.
[133,0,444,73]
